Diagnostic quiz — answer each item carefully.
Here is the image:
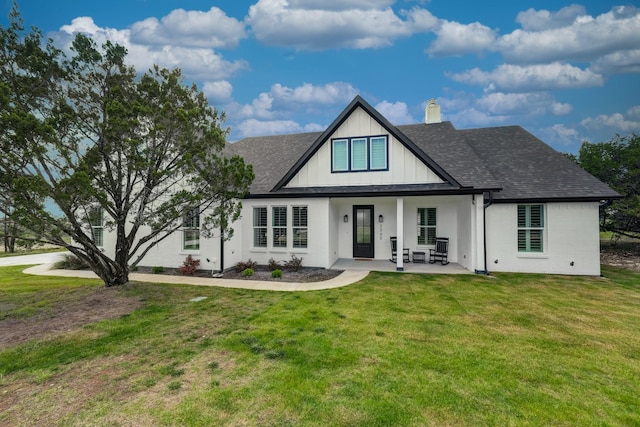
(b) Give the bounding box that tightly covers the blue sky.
[3,0,640,152]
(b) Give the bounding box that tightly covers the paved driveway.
[0,252,68,267]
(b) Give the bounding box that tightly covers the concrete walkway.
[22,263,370,292]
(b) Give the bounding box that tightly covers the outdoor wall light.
[378,214,384,223]
[343,214,348,223]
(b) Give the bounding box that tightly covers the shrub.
[242,268,254,277]
[271,269,283,278]
[267,257,282,271]
[179,255,200,275]
[152,266,164,274]
[284,254,303,271]
[235,258,257,273]
[54,254,88,270]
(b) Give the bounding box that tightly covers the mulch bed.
[134,265,344,283]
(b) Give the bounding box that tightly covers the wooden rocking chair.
[429,237,449,265]
[390,236,410,263]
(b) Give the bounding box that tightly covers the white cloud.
[130,7,246,49]
[591,49,640,74]
[270,82,358,105]
[246,0,436,50]
[581,105,640,132]
[498,5,640,64]
[538,124,582,146]
[55,17,248,81]
[374,101,415,124]
[448,63,604,92]
[203,80,233,102]
[516,4,586,31]
[444,107,510,128]
[476,92,572,116]
[234,82,359,120]
[426,20,497,57]
[235,119,323,138]
[287,0,395,11]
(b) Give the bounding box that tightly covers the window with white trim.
[253,207,267,248]
[417,207,436,245]
[292,206,308,248]
[331,135,388,172]
[518,204,544,253]
[272,206,287,248]
[182,207,200,250]
[89,207,104,247]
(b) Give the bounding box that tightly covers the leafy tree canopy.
[574,133,640,239]
[0,4,254,286]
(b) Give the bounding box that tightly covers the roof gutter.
[474,191,493,275]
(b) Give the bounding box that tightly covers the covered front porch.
[330,258,470,274]
[329,193,487,273]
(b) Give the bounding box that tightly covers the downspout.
[474,191,493,275]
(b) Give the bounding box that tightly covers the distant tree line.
[568,133,640,240]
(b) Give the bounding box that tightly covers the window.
[370,137,387,170]
[332,139,348,171]
[292,206,308,248]
[518,204,544,252]
[331,135,388,172]
[351,138,368,171]
[272,206,287,248]
[89,207,104,247]
[182,207,200,250]
[417,208,436,245]
[253,207,267,248]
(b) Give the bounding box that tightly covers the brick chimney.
[425,98,441,124]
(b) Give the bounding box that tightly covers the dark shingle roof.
[459,126,620,201]
[397,122,500,190]
[226,132,320,195]
[227,98,619,202]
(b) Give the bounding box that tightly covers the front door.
[353,205,374,258]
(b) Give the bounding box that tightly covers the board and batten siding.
[285,107,444,188]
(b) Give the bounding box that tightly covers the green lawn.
[1,266,639,426]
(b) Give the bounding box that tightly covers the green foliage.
[0,5,254,287]
[271,269,283,278]
[151,266,164,274]
[242,268,254,277]
[575,134,640,238]
[178,255,200,275]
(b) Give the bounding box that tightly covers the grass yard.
[0,266,639,426]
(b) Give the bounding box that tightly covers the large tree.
[0,6,253,286]
[575,133,640,239]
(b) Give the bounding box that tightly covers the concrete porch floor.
[330,258,470,274]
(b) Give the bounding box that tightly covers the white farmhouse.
[102,96,620,276]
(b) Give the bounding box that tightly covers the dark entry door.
[353,205,374,258]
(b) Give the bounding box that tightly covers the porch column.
[396,197,404,271]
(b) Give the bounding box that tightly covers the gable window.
[332,139,349,172]
[417,207,436,245]
[89,207,104,247]
[253,207,267,248]
[370,136,387,170]
[182,207,200,250]
[518,204,544,253]
[351,138,368,171]
[331,135,388,172]
[292,206,308,248]
[272,206,287,248]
